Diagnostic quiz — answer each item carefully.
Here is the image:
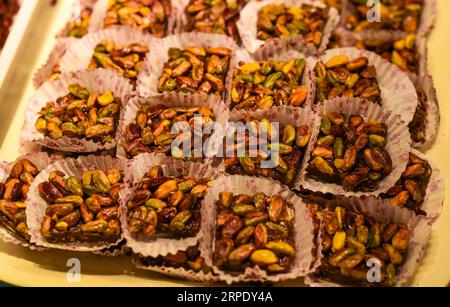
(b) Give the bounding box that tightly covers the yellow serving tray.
[0,0,448,286]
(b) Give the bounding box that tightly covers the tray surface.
[0,0,448,286]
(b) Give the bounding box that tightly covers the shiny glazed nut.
[66,7,92,38]
[256,4,329,47]
[184,0,248,42]
[312,205,411,287]
[314,55,382,105]
[224,115,311,187]
[35,84,122,144]
[38,168,122,244]
[123,104,215,159]
[231,59,308,110]
[88,40,149,80]
[213,192,295,274]
[157,46,231,96]
[307,113,392,192]
[103,0,171,38]
[0,159,40,241]
[127,165,211,239]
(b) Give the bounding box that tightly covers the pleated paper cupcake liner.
[298,97,411,197]
[120,153,221,257]
[304,196,432,287]
[33,38,77,88]
[199,174,317,284]
[0,153,51,250]
[21,69,134,153]
[226,46,316,110]
[132,253,219,283]
[311,47,418,125]
[237,0,340,55]
[26,155,126,251]
[89,0,176,37]
[137,32,238,99]
[58,26,155,77]
[116,92,229,160]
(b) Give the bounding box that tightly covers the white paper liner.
[341,0,436,38]
[116,92,229,160]
[89,0,176,36]
[305,196,432,287]
[0,153,51,249]
[26,155,126,251]
[59,26,155,76]
[57,0,97,38]
[120,153,221,257]
[226,47,316,110]
[137,32,238,99]
[21,69,134,153]
[199,174,316,284]
[33,38,77,89]
[298,97,411,197]
[219,106,320,186]
[314,47,418,125]
[237,0,340,55]
[411,74,440,149]
[384,149,445,222]
[133,254,219,283]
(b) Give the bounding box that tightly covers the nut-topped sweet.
[230,59,308,110]
[183,0,248,42]
[66,6,93,38]
[382,152,431,214]
[354,34,420,74]
[256,3,328,48]
[39,169,122,244]
[315,55,382,105]
[103,0,171,38]
[157,46,232,96]
[224,115,312,187]
[213,192,296,274]
[88,40,150,80]
[306,113,392,192]
[136,245,211,274]
[35,84,122,144]
[345,0,423,34]
[127,166,211,239]
[123,104,215,159]
[312,205,410,286]
[0,159,40,241]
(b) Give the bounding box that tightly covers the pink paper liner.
[336,31,428,77]
[314,47,418,125]
[89,0,176,37]
[304,196,432,287]
[132,254,219,283]
[56,0,97,38]
[26,155,126,251]
[116,92,230,160]
[226,47,316,110]
[33,38,77,89]
[298,97,411,197]
[383,149,445,222]
[137,32,238,99]
[219,106,320,185]
[341,0,436,38]
[120,153,221,258]
[0,153,51,250]
[59,26,155,76]
[411,74,440,149]
[21,69,134,153]
[237,0,340,55]
[199,174,316,284]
